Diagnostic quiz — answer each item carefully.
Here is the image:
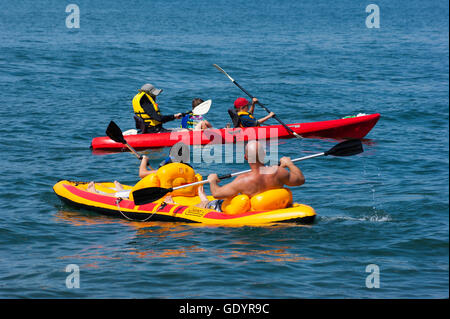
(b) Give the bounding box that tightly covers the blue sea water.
[0,0,448,298]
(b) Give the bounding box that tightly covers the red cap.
[234,97,249,109]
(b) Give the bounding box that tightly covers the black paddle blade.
[324,139,363,157]
[106,121,127,144]
[132,187,173,205]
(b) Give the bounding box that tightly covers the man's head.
[234,97,250,112]
[139,83,163,98]
[245,141,266,164]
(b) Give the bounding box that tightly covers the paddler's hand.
[207,173,220,184]
[279,156,293,168]
[252,97,258,105]
[268,112,275,118]
[174,113,183,119]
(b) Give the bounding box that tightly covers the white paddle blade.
[192,99,211,115]
[213,64,235,82]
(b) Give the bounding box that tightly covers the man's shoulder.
[258,165,279,174]
[264,165,289,182]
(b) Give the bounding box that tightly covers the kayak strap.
[115,197,155,222]
[115,198,134,221]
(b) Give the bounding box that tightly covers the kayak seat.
[133,115,148,134]
[228,109,241,128]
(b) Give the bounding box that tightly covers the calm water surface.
[0,0,448,298]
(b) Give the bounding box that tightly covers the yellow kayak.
[53,180,316,226]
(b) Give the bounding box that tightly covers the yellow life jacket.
[221,188,293,214]
[250,188,293,211]
[132,92,162,127]
[129,163,203,201]
[237,111,259,127]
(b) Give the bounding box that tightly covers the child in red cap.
[233,97,274,127]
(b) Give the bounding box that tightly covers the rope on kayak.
[115,198,134,221]
[137,202,167,222]
[140,210,156,222]
[115,198,157,222]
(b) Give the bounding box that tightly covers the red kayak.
[91,113,380,151]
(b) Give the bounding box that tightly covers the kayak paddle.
[213,64,302,139]
[132,139,363,205]
[106,120,146,161]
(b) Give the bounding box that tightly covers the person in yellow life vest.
[233,97,274,127]
[133,83,183,133]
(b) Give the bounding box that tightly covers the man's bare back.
[207,141,305,200]
[229,165,291,197]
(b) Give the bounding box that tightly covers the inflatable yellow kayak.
[53,180,316,225]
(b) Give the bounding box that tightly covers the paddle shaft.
[106,121,145,162]
[170,152,325,191]
[213,64,302,139]
[124,143,144,161]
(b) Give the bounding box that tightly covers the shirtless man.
[197,140,305,211]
